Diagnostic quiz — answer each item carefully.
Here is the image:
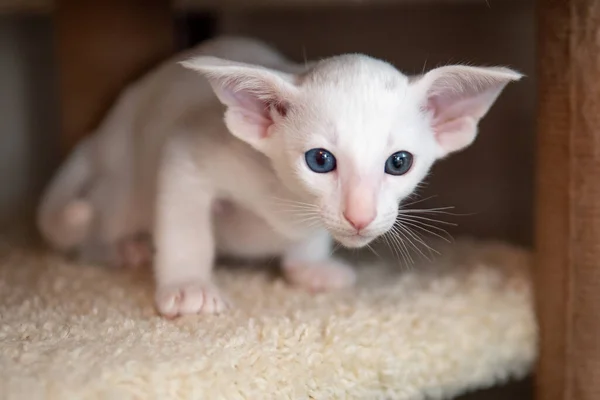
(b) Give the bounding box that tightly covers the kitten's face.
[185,49,520,248]
[267,58,438,247]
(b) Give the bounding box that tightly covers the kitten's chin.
[333,233,375,249]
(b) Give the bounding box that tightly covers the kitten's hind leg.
[76,239,120,267]
[75,234,153,269]
[282,230,356,292]
[116,233,154,269]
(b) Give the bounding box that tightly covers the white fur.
[37,36,522,317]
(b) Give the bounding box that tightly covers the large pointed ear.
[181,56,299,148]
[414,65,523,158]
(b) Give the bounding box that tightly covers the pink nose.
[343,210,376,231]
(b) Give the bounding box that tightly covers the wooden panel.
[0,0,50,13]
[0,0,526,14]
[55,0,174,154]
[535,0,600,399]
[176,0,522,10]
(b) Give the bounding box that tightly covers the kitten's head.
[183,53,521,248]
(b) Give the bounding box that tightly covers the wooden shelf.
[176,0,501,11]
[0,0,50,13]
[0,0,518,14]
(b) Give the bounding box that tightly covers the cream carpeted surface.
[0,236,536,400]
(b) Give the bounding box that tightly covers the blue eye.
[305,148,337,173]
[385,151,413,176]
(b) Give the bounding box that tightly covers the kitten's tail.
[37,138,95,251]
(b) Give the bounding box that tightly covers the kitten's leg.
[116,233,154,269]
[77,239,120,266]
[80,172,146,269]
[153,145,228,318]
[282,230,356,292]
[78,234,153,269]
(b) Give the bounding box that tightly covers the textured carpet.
[0,236,536,400]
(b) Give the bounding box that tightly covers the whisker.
[393,224,433,262]
[329,242,341,257]
[396,214,455,231]
[272,203,319,212]
[381,231,402,263]
[382,230,402,263]
[281,211,319,219]
[402,221,454,243]
[270,197,320,209]
[391,233,411,268]
[365,243,382,260]
[397,223,440,257]
[389,226,415,267]
[396,214,457,227]
[271,200,318,207]
[294,216,321,223]
[398,207,475,217]
[398,206,455,213]
[399,195,439,208]
[284,213,323,229]
[272,209,317,217]
[293,217,322,227]
[275,208,320,215]
[285,211,321,218]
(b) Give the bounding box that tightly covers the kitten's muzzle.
[333,232,375,249]
[342,210,376,231]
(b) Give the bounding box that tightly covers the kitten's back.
[36,36,298,253]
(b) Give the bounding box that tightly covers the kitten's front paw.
[155,282,229,318]
[283,259,357,292]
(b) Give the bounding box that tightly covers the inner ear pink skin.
[433,117,476,155]
[342,183,378,231]
[227,108,272,140]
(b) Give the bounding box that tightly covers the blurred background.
[0,0,535,398]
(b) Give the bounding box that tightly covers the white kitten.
[37,36,521,317]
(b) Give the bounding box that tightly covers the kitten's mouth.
[333,232,375,249]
